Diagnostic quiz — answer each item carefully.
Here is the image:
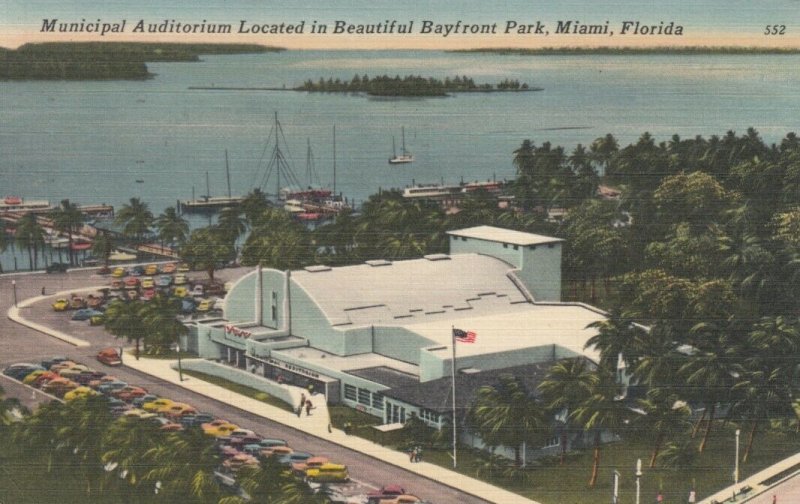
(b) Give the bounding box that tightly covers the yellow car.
[142,398,174,413]
[156,401,191,416]
[64,386,99,401]
[173,286,189,298]
[177,263,190,273]
[112,267,126,278]
[23,370,48,385]
[202,422,240,437]
[305,463,350,483]
[121,408,156,420]
[141,277,155,289]
[195,299,215,312]
[144,264,158,275]
[52,298,69,312]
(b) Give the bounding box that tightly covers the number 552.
[765,25,786,35]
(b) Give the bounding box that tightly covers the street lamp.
[11,280,17,307]
[735,428,741,486]
[176,343,184,381]
[612,469,620,504]
[635,458,642,504]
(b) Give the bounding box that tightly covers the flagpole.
[451,325,457,468]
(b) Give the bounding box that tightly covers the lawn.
[179,369,294,413]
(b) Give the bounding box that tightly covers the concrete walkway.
[8,293,537,504]
[700,453,800,503]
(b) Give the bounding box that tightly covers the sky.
[4,0,800,49]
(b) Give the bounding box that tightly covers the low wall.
[171,359,296,407]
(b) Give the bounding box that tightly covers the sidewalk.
[700,454,800,503]
[8,293,537,504]
[124,356,537,504]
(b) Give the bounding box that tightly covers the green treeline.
[0,42,282,80]
[297,74,536,96]
[456,46,800,55]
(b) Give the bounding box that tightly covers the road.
[0,268,491,504]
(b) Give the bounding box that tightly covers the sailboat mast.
[225,150,232,198]
[401,126,407,155]
[205,171,210,199]
[333,125,337,195]
[275,111,280,198]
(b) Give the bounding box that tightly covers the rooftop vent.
[423,253,451,261]
[304,265,332,273]
[366,259,392,267]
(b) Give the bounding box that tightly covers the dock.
[178,196,244,214]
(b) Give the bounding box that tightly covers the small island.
[294,74,540,97]
[0,42,283,81]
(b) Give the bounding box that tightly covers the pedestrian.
[657,491,663,503]
[305,399,314,416]
[297,393,305,417]
[409,447,416,462]
[41,286,46,296]
[327,422,332,433]
[688,489,696,504]
[772,495,777,504]
[415,446,423,463]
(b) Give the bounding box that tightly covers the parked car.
[261,445,293,458]
[69,296,87,310]
[161,263,177,274]
[371,496,422,504]
[57,365,93,378]
[162,403,198,420]
[71,308,103,321]
[141,288,156,301]
[123,276,140,288]
[180,297,195,313]
[195,298,215,312]
[22,369,49,385]
[129,265,145,276]
[3,363,45,381]
[96,348,122,367]
[112,267,126,278]
[42,377,79,396]
[191,284,205,297]
[222,453,259,473]
[64,386,99,401]
[225,436,263,450]
[156,275,172,287]
[105,396,129,414]
[142,398,174,413]
[97,380,129,395]
[174,274,188,285]
[128,394,156,408]
[305,463,349,483]
[73,370,107,385]
[52,298,69,312]
[201,420,240,437]
[121,408,156,420]
[89,314,105,326]
[159,422,185,432]
[32,371,60,388]
[277,451,313,467]
[49,360,78,372]
[259,438,288,449]
[144,264,158,275]
[177,263,190,272]
[46,262,69,273]
[292,455,328,475]
[141,277,155,289]
[112,386,149,402]
[180,412,216,429]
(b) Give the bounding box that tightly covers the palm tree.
[139,294,187,355]
[104,299,147,359]
[0,385,23,426]
[468,374,547,466]
[141,429,222,503]
[585,308,646,374]
[241,188,270,226]
[0,224,8,273]
[154,206,189,248]
[15,213,45,270]
[115,197,154,243]
[180,227,235,281]
[91,231,114,269]
[635,389,691,467]
[50,199,84,266]
[217,206,247,244]
[571,370,630,488]
[101,416,167,494]
[12,400,65,473]
[538,359,598,464]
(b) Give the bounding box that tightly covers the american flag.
[453,328,477,343]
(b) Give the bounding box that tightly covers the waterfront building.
[185,225,609,457]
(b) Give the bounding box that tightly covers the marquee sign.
[225,325,252,338]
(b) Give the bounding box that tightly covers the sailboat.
[389,126,414,165]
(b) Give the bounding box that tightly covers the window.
[372,393,384,410]
[529,245,536,250]
[461,237,467,241]
[513,245,519,250]
[344,384,357,401]
[358,388,371,406]
[548,243,555,248]
[542,436,560,448]
[503,243,508,248]
[271,292,278,321]
[420,408,439,423]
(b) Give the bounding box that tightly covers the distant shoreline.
[188,86,544,96]
[453,46,800,55]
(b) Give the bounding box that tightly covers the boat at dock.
[389,127,413,165]
[179,151,244,213]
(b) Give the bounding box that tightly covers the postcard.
[2,2,800,504]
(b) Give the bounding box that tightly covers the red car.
[96,348,122,367]
[112,385,148,402]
